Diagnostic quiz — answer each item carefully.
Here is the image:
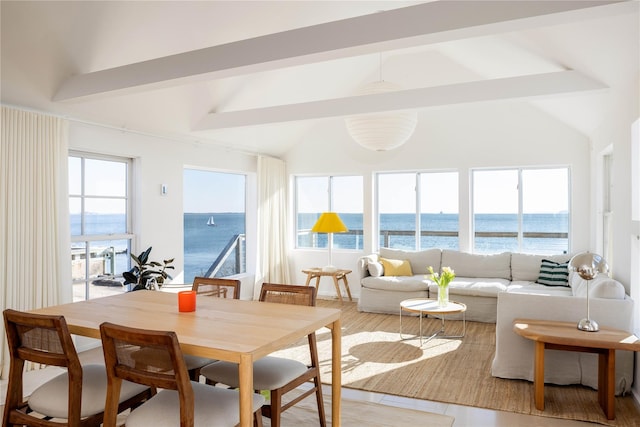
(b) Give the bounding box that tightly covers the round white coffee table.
[399,298,467,346]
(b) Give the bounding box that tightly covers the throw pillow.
[589,278,626,299]
[536,259,569,287]
[379,257,413,276]
[368,261,384,277]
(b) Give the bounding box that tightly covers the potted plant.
[123,246,175,291]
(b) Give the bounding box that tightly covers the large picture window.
[377,171,459,250]
[69,153,132,301]
[295,176,363,250]
[472,167,569,254]
[183,169,246,283]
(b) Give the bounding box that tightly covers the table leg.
[238,354,254,427]
[305,273,313,286]
[341,274,353,301]
[331,318,342,426]
[534,341,545,411]
[332,275,344,302]
[599,349,616,420]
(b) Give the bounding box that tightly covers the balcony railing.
[298,229,568,250]
[204,233,246,278]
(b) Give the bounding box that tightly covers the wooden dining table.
[30,290,343,427]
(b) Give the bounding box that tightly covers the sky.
[183,168,245,213]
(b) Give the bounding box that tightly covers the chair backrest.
[3,309,84,425]
[192,277,240,299]
[99,322,195,426]
[259,283,316,307]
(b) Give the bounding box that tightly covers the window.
[472,167,569,254]
[69,153,132,301]
[295,176,363,250]
[377,172,459,250]
[183,169,246,283]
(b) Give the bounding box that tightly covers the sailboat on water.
[206,215,216,226]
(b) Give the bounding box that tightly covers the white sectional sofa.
[357,248,575,322]
[356,247,635,394]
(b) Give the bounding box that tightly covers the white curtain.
[254,156,291,298]
[0,106,71,378]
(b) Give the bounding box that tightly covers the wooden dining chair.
[192,276,240,299]
[99,321,264,427]
[130,278,241,382]
[200,283,326,427]
[2,309,152,427]
[186,277,241,380]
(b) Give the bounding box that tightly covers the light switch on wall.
[161,184,167,195]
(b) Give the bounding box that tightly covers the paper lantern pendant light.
[345,80,418,151]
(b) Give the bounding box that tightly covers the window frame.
[294,175,364,250]
[182,167,248,283]
[471,166,571,254]
[69,151,134,300]
[375,170,460,251]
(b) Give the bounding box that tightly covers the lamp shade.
[569,252,609,280]
[345,81,418,151]
[311,212,348,233]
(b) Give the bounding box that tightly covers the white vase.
[438,285,449,307]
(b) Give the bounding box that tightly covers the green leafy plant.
[122,246,175,291]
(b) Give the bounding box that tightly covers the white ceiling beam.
[193,70,607,130]
[54,0,627,102]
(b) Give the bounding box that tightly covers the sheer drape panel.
[255,156,291,299]
[0,106,71,379]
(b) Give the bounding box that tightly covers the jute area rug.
[270,299,640,427]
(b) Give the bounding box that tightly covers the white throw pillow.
[368,261,384,277]
[570,272,625,299]
[589,279,626,299]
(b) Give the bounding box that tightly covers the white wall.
[590,74,640,403]
[285,101,592,299]
[68,121,259,296]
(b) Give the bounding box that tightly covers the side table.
[400,298,467,346]
[302,268,352,302]
[513,318,640,420]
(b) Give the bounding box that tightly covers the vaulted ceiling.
[1,1,638,156]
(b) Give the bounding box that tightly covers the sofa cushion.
[511,253,571,281]
[379,258,413,276]
[507,281,573,296]
[362,275,430,292]
[429,278,509,297]
[379,248,441,275]
[536,259,569,287]
[367,261,384,277]
[441,250,511,280]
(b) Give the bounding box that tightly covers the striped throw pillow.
[536,259,569,287]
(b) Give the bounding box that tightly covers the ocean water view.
[298,213,569,255]
[183,212,246,282]
[72,212,568,285]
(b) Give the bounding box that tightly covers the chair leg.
[189,367,201,382]
[269,389,283,427]
[314,377,326,427]
[253,408,263,427]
